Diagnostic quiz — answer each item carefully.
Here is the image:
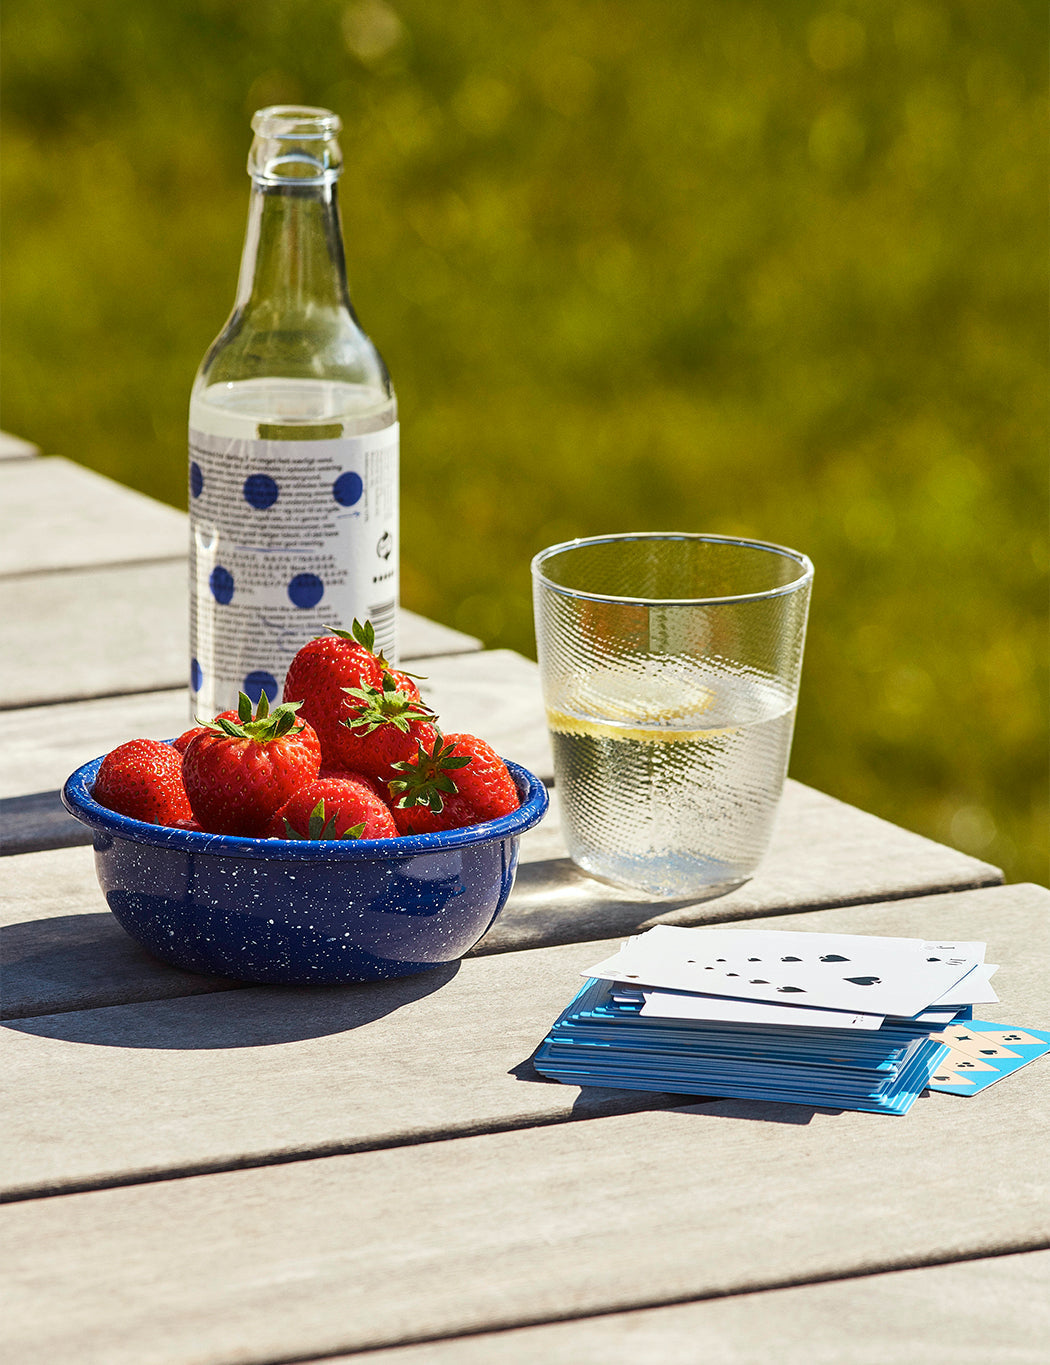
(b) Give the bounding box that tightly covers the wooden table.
[3,450,1047,1364]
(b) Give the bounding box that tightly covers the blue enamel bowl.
[62,756,548,985]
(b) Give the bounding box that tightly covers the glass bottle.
[188,105,398,717]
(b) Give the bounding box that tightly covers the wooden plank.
[0,652,544,804]
[1,773,1001,1016]
[0,431,40,461]
[0,847,241,1023]
[401,613,481,661]
[0,553,479,708]
[4,888,1048,1364]
[0,561,189,707]
[2,882,1045,1198]
[0,458,186,576]
[345,1250,1050,1364]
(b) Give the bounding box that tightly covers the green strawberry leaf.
[282,800,367,841]
[389,736,473,812]
[340,681,436,735]
[202,695,305,744]
[351,618,376,653]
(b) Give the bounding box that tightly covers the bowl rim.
[62,754,549,862]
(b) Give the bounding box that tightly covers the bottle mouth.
[249,106,343,185]
[251,106,342,139]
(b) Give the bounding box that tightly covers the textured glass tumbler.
[532,533,813,901]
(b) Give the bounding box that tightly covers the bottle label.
[188,422,399,715]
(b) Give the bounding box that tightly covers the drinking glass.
[532,533,813,900]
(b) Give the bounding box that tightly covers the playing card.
[584,927,983,1018]
[640,989,885,1030]
[926,1020,1050,1096]
[927,964,999,1008]
[931,1023,1047,1059]
[534,978,949,1115]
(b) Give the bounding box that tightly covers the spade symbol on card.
[844,976,881,986]
[820,954,850,962]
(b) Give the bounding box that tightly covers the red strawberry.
[182,692,322,836]
[389,733,519,829]
[318,767,391,804]
[337,676,439,786]
[265,776,397,840]
[94,739,194,826]
[283,623,384,767]
[391,790,478,836]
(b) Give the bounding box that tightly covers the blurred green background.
[2,0,1046,883]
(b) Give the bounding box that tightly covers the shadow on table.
[1,912,459,1048]
[1,912,239,1021]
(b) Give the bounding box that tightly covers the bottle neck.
[235,179,353,322]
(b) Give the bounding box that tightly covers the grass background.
[2,0,1046,883]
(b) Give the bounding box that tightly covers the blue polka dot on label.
[243,671,279,706]
[333,471,364,507]
[210,565,234,604]
[190,462,203,499]
[288,573,324,609]
[243,473,279,509]
[190,658,203,693]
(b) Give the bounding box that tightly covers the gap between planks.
[0,682,198,715]
[0,644,489,714]
[1,1093,698,1204]
[0,555,185,582]
[116,1240,1050,1365]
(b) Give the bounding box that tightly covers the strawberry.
[337,676,439,786]
[283,621,384,767]
[94,739,194,826]
[389,733,520,830]
[265,776,397,840]
[182,692,322,836]
[318,766,391,804]
[391,790,479,836]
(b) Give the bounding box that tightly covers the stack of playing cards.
[533,926,1046,1115]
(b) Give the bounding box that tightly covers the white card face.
[583,927,983,1017]
[928,964,999,1008]
[639,990,885,1030]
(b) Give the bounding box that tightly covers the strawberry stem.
[389,736,472,813]
[201,693,305,743]
[341,676,436,735]
[281,799,365,841]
